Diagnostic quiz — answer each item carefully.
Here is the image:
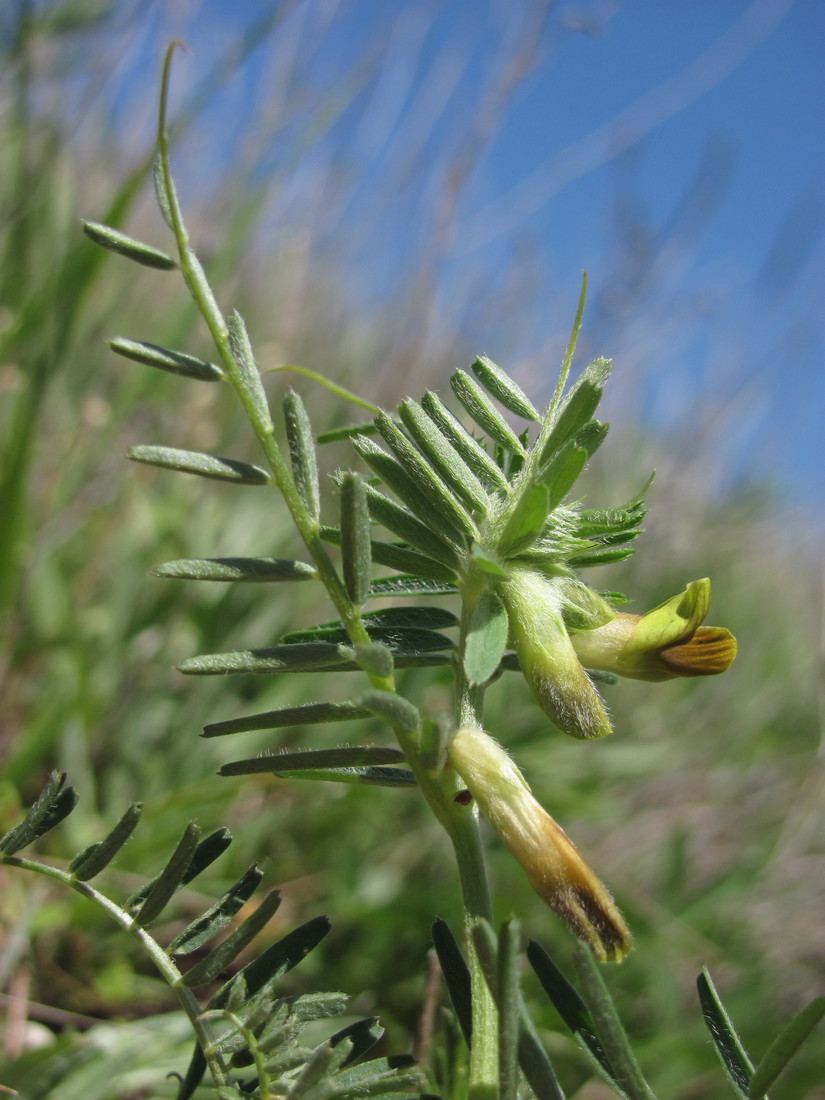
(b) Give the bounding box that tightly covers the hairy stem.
[2,854,232,1092]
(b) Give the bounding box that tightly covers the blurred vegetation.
[1,3,822,1098]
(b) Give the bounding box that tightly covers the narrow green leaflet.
[135,821,202,927]
[537,357,611,469]
[527,940,618,1089]
[451,369,526,456]
[320,525,459,583]
[227,309,273,432]
[367,575,458,598]
[152,557,317,582]
[354,642,394,679]
[340,471,372,605]
[362,606,459,630]
[168,865,266,955]
[183,888,283,987]
[110,337,225,381]
[82,220,177,269]
[397,397,489,513]
[128,445,271,485]
[471,354,540,421]
[496,918,521,1100]
[68,802,143,881]
[471,543,511,579]
[179,828,234,886]
[697,968,753,1098]
[202,701,372,738]
[539,441,588,510]
[370,413,478,538]
[364,483,463,568]
[748,995,825,1099]
[260,765,416,787]
[497,481,550,556]
[575,419,609,459]
[220,747,406,775]
[463,588,508,686]
[178,642,355,676]
[572,944,656,1100]
[283,390,320,520]
[282,625,454,654]
[333,1054,419,1093]
[431,918,473,1048]
[0,772,78,854]
[421,390,510,492]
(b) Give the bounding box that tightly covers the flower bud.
[449,726,632,962]
[499,568,613,739]
[570,578,737,682]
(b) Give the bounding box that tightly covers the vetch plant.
[11,40,815,1100]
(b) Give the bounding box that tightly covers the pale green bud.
[499,567,613,739]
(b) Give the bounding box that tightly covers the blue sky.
[95,0,824,518]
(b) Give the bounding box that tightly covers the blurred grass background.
[1,3,822,1097]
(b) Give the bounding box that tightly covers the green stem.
[448,573,499,1097]
[156,46,372,658]
[2,854,233,1093]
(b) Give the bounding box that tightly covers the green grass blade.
[748,995,825,1098]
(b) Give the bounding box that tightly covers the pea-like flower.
[570,576,737,682]
[500,571,736,738]
[448,725,632,962]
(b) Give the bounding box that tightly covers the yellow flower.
[448,726,631,962]
[570,577,737,682]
